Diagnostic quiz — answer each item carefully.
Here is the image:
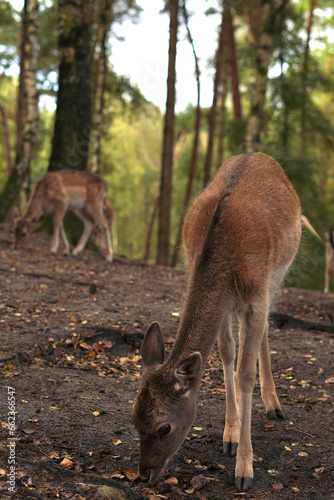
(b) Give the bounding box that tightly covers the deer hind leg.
[234,302,269,492]
[258,322,283,420]
[87,201,113,262]
[217,314,239,457]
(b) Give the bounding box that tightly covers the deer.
[324,228,334,293]
[13,170,114,262]
[132,152,318,492]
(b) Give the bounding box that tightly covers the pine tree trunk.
[244,0,275,153]
[0,0,39,223]
[48,0,93,172]
[215,65,228,172]
[156,0,179,266]
[171,0,201,268]
[203,8,227,187]
[300,0,316,155]
[225,2,242,121]
[91,0,114,173]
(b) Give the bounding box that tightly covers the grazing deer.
[133,152,317,492]
[13,170,114,262]
[324,228,334,293]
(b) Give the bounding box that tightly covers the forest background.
[0,0,333,290]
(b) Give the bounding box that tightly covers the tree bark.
[156,0,179,266]
[0,0,39,223]
[171,0,201,268]
[0,105,13,175]
[91,0,114,173]
[16,22,26,155]
[300,0,316,155]
[244,0,276,153]
[48,0,94,172]
[203,7,227,187]
[215,64,228,172]
[225,2,242,121]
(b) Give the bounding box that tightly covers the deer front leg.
[218,316,239,456]
[235,306,268,492]
[259,323,283,420]
[72,219,94,257]
[51,205,66,254]
[59,223,70,255]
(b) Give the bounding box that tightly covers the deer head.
[132,322,202,484]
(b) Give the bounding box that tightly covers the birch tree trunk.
[0,0,39,222]
[156,0,179,266]
[48,0,93,172]
[91,0,114,173]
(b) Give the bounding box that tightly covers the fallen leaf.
[70,316,77,324]
[124,469,139,481]
[93,411,100,417]
[285,446,291,451]
[298,451,308,457]
[60,458,73,469]
[315,467,324,474]
[3,364,14,372]
[325,377,334,384]
[165,477,178,486]
[79,341,91,350]
[273,482,284,490]
[113,439,121,446]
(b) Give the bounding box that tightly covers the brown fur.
[132,153,308,492]
[13,170,114,262]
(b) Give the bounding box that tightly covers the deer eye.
[158,424,171,439]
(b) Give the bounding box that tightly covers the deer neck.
[166,276,227,373]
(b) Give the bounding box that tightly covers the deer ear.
[141,322,164,368]
[174,352,202,392]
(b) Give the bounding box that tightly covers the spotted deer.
[13,170,114,262]
[132,152,317,492]
[324,228,334,293]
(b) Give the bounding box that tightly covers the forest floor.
[0,225,333,500]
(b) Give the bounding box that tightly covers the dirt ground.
[0,225,333,500]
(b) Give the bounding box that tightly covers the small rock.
[190,474,207,490]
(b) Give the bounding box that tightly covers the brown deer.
[132,152,317,492]
[324,228,334,293]
[13,170,114,262]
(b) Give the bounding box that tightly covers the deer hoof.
[267,409,284,421]
[223,441,238,456]
[235,476,252,492]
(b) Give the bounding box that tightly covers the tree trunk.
[0,0,39,223]
[203,7,227,187]
[244,0,276,153]
[142,194,159,264]
[225,2,242,121]
[300,0,316,155]
[171,0,201,268]
[48,0,93,172]
[215,65,228,172]
[16,22,25,154]
[0,105,13,175]
[156,0,179,266]
[91,0,114,173]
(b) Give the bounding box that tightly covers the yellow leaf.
[165,477,178,486]
[113,439,121,446]
[3,364,14,372]
[315,467,324,474]
[285,446,291,451]
[171,312,180,317]
[193,427,202,431]
[70,316,77,324]
[93,411,100,417]
[60,458,73,469]
[298,451,308,457]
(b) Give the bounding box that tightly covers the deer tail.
[301,215,322,241]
